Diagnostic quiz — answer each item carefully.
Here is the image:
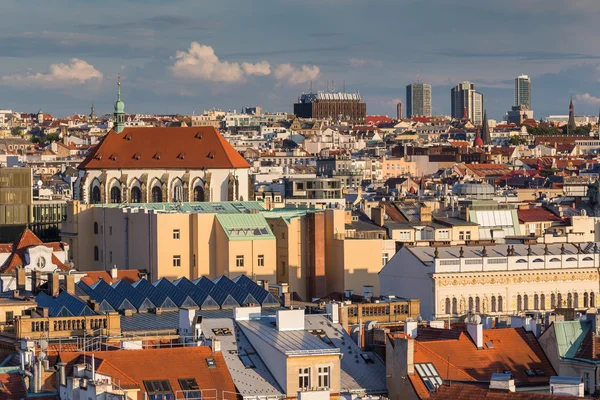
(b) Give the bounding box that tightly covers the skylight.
[206,357,216,369]
[415,363,443,392]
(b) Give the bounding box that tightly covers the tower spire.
[113,75,125,134]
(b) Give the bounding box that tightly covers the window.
[299,368,310,390]
[94,246,99,261]
[144,380,174,400]
[517,295,522,311]
[206,357,216,369]
[318,366,330,389]
[399,231,411,240]
[281,232,285,240]
[459,231,465,241]
[193,186,205,202]
[382,254,389,267]
[540,294,546,310]
[491,296,496,313]
[173,255,181,267]
[445,298,451,314]
[257,255,264,267]
[152,186,163,203]
[131,187,142,203]
[94,222,98,234]
[236,255,244,268]
[280,261,286,275]
[497,296,503,312]
[109,251,113,263]
[109,226,113,235]
[438,230,449,239]
[173,229,180,239]
[91,186,101,204]
[466,231,471,240]
[5,311,14,326]
[110,186,121,203]
[178,378,201,399]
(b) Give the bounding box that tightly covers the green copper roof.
[554,320,591,359]
[93,201,265,214]
[216,214,275,241]
[262,207,324,223]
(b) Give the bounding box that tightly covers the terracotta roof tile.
[517,208,563,224]
[427,382,581,399]
[79,127,250,170]
[0,229,70,273]
[79,270,144,286]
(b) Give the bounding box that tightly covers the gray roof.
[407,242,599,264]
[434,217,479,227]
[201,318,283,398]
[304,315,387,394]
[237,317,340,356]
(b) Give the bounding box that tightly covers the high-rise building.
[294,91,366,124]
[406,82,432,117]
[451,81,484,125]
[514,75,531,108]
[396,102,402,119]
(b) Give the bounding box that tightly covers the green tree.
[10,126,24,136]
[45,133,60,143]
[508,136,528,145]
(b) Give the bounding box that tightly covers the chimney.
[16,268,26,291]
[276,309,305,331]
[35,307,49,318]
[31,270,39,293]
[397,337,415,376]
[49,273,60,297]
[550,376,584,397]
[490,373,515,392]
[65,274,75,295]
[211,338,221,353]
[283,292,292,308]
[404,320,418,338]
[111,265,118,280]
[467,322,484,349]
[420,204,432,223]
[326,303,339,324]
[57,362,67,387]
[87,300,100,313]
[262,280,269,292]
[372,206,385,227]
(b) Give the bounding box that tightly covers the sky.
[3,0,600,121]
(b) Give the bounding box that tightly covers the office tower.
[451,81,484,125]
[294,90,366,124]
[396,102,402,119]
[514,75,531,108]
[406,81,432,117]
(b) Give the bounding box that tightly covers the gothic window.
[475,296,480,313]
[445,298,451,315]
[567,293,573,309]
[91,186,101,204]
[584,292,589,308]
[131,187,142,203]
[110,186,121,203]
[152,186,163,203]
[574,293,579,309]
[94,246,99,261]
[498,296,503,312]
[491,296,496,313]
[540,294,546,310]
[468,297,473,312]
[193,186,204,202]
[517,295,522,312]
[523,295,529,311]
[551,293,556,309]
[591,292,596,308]
[534,294,539,310]
[557,293,563,308]
[452,298,457,315]
[172,183,183,202]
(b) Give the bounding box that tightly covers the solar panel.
[485,341,494,349]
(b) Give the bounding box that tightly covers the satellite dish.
[39,339,48,351]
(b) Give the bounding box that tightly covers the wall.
[286,354,340,395]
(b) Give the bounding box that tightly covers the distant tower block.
[397,102,403,119]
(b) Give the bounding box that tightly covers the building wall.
[286,354,340,395]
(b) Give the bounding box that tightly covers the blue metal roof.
[131,279,177,310]
[36,292,73,317]
[172,277,219,310]
[193,277,240,309]
[112,280,156,312]
[54,291,97,316]
[232,275,281,307]
[89,279,136,311]
[76,281,116,313]
[213,275,259,306]
[152,278,198,308]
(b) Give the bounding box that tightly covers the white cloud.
[242,61,271,76]
[575,93,600,105]
[170,42,271,83]
[348,58,384,68]
[1,58,103,88]
[274,64,320,85]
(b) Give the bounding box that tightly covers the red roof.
[80,270,144,286]
[517,208,563,224]
[366,115,391,125]
[0,229,70,273]
[423,381,581,399]
[79,127,250,170]
[59,347,237,400]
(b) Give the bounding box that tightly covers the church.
[75,79,251,204]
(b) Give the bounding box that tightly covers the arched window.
[584,292,589,308]
[523,294,529,310]
[532,258,543,263]
[551,293,556,309]
[515,259,527,263]
[475,296,481,313]
[583,257,593,261]
[94,222,98,234]
[110,186,121,203]
[445,298,451,315]
[131,187,142,203]
[91,186,101,204]
[498,296,503,312]
[151,186,163,203]
[468,297,474,312]
[172,182,183,202]
[517,295,522,312]
[557,293,563,308]
[94,246,99,261]
[591,292,596,308]
[566,257,577,262]
[452,298,457,314]
[491,296,496,313]
[193,186,205,202]
[534,294,539,310]
[574,293,579,309]
[549,258,560,262]
[540,294,546,310]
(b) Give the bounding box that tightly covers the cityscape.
[2,1,600,400]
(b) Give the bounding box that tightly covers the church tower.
[567,96,576,134]
[114,75,125,133]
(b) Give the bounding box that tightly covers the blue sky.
[2,0,600,120]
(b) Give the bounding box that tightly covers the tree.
[45,133,60,143]
[10,126,24,136]
[508,136,528,145]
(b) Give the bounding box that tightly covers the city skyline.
[1,0,600,120]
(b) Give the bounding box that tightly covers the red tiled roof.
[79,127,250,170]
[413,328,555,386]
[0,229,70,273]
[80,270,144,286]
[426,381,581,399]
[0,373,27,399]
[517,208,563,224]
[59,347,236,400]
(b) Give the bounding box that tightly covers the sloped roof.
[79,126,250,170]
[216,214,275,241]
[517,208,563,224]
[0,229,70,273]
[79,269,144,286]
[420,381,581,399]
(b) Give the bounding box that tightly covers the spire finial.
[117,74,121,99]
